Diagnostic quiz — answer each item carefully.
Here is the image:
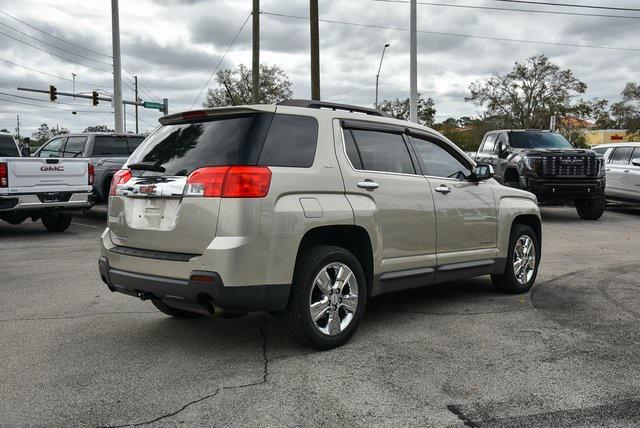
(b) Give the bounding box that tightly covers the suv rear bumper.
[98,257,290,313]
[521,177,605,201]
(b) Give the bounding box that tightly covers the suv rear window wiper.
[128,162,166,173]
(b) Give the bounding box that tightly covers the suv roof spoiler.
[277,99,392,118]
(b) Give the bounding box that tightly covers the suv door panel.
[337,124,437,276]
[408,135,498,266]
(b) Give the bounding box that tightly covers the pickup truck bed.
[0,157,92,232]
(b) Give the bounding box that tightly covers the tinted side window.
[411,137,472,179]
[610,146,633,164]
[350,130,415,174]
[63,136,87,158]
[38,138,65,157]
[127,137,145,153]
[592,147,608,155]
[0,136,19,157]
[632,148,640,164]
[92,136,131,156]
[343,130,363,170]
[258,114,318,167]
[481,134,496,154]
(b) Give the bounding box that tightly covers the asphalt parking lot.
[1,205,639,427]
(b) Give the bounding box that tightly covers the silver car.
[593,142,640,204]
[99,100,542,350]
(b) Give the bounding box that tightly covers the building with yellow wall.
[585,130,634,146]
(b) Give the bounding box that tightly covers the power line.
[326,82,376,100]
[125,110,156,128]
[261,11,640,53]
[0,30,113,73]
[0,57,108,88]
[0,9,112,58]
[490,0,640,12]
[190,13,252,109]
[0,21,113,66]
[371,0,640,19]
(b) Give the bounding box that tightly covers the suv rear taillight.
[109,169,132,196]
[0,162,7,188]
[185,166,271,198]
[88,162,95,185]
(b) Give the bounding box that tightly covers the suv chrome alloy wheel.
[309,262,358,336]
[513,235,536,286]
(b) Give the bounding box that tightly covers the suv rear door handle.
[434,185,451,194]
[357,180,379,190]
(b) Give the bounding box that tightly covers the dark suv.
[475,130,606,220]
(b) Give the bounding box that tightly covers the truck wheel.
[575,196,605,220]
[41,212,72,233]
[283,245,367,350]
[492,224,540,294]
[151,299,201,318]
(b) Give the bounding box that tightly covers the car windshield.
[0,135,19,157]
[508,132,573,149]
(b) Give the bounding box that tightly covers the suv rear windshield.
[127,113,318,175]
[508,132,573,149]
[0,135,19,157]
[92,136,145,156]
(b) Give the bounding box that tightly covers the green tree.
[204,64,293,107]
[609,83,640,136]
[32,123,69,146]
[83,124,115,132]
[378,95,436,127]
[466,55,587,129]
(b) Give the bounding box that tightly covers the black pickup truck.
[475,130,606,220]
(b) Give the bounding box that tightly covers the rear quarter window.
[258,114,318,167]
[0,136,19,157]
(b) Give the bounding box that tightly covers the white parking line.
[71,222,102,229]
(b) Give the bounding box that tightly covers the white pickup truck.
[0,133,93,232]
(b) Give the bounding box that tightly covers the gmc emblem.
[561,159,582,166]
[41,165,64,172]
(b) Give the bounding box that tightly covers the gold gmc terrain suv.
[99,100,542,350]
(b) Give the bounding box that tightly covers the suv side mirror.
[632,158,640,167]
[21,146,31,157]
[472,163,494,181]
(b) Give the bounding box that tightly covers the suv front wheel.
[283,246,367,350]
[492,224,540,294]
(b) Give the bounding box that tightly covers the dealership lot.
[1,205,639,427]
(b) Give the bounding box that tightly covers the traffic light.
[49,85,57,102]
[91,91,99,106]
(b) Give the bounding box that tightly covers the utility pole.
[162,98,169,116]
[310,0,320,100]
[72,73,76,99]
[409,0,418,123]
[123,104,127,133]
[111,0,124,133]
[252,0,260,104]
[375,43,390,108]
[134,76,139,134]
[16,114,20,141]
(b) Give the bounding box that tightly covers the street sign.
[143,101,162,110]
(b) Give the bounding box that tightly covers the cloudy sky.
[0,0,638,136]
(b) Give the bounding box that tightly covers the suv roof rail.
[277,99,392,118]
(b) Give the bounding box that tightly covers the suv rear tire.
[283,245,367,350]
[492,224,540,294]
[41,211,72,233]
[575,196,605,220]
[152,299,201,318]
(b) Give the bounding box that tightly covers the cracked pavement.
[1,205,639,427]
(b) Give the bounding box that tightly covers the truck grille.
[541,156,598,177]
